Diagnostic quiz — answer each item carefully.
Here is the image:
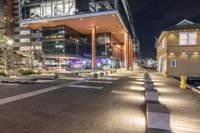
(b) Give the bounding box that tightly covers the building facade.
[156,20,200,77]
[6,0,138,70]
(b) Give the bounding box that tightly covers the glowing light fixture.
[7,39,14,45]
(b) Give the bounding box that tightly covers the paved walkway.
[0,70,146,133]
[148,71,200,133]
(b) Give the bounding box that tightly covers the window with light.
[179,32,197,46]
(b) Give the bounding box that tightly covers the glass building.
[15,0,138,70]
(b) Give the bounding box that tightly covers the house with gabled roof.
[156,19,200,77]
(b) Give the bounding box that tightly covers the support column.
[92,26,96,70]
[131,39,134,69]
[124,32,129,70]
[6,0,13,38]
[129,37,133,70]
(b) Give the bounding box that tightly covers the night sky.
[128,0,200,59]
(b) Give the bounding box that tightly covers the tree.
[0,32,16,73]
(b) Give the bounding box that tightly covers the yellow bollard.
[164,71,168,78]
[180,75,187,90]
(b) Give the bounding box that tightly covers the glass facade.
[42,26,113,58]
[21,0,115,20]
[19,0,136,69]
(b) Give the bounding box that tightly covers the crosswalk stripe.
[99,77,119,81]
[67,85,103,90]
[84,80,112,84]
[0,80,84,106]
[0,83,19,86]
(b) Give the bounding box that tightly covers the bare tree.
[0,32,17,73]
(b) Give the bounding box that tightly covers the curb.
[170,77,200,95]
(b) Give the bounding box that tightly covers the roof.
[165,19,200,31]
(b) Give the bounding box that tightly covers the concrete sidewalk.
[148,71,200,133]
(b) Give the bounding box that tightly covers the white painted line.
[59,77,85,80]
[0,83,19,86]
[0,80,84,106]
[111,90,133,95]
[68,85,103,90]
[84,80,112,84]
[99,77,119,81]
[35,80,56,83]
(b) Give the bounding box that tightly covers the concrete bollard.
[105,71,109,76]
[144,78,152,83]
[148,128,171,133]
[147,104,170,131]
[145,89,159,102]
[93,73,99,78]
[100,72,104,77]
[145,81,154,90]
[110,70,114,74]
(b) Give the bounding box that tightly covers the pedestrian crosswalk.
[67,85,103,90]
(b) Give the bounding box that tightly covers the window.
[20,38,30,43]
[20,30,30,35]
[171,60,176,67]
[179,32,197,45]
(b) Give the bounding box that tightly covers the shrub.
[0,71,6,77]
[20,70,36,75]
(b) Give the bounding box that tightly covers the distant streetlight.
[7,39,14,46]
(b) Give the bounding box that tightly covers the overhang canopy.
[22,11,126,44]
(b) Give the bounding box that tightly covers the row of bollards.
[86,69,118,79]
[144,72,171,133]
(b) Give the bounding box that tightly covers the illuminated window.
[171,60,176,67]
[20,30,30,35]
[179,32,197,45]
[20,38,30,43]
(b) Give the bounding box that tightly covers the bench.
[146,104,170,131]
[0,77,35,84]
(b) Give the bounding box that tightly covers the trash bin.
[180,75,187,89]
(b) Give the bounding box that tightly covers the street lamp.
[7,39,14,46]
